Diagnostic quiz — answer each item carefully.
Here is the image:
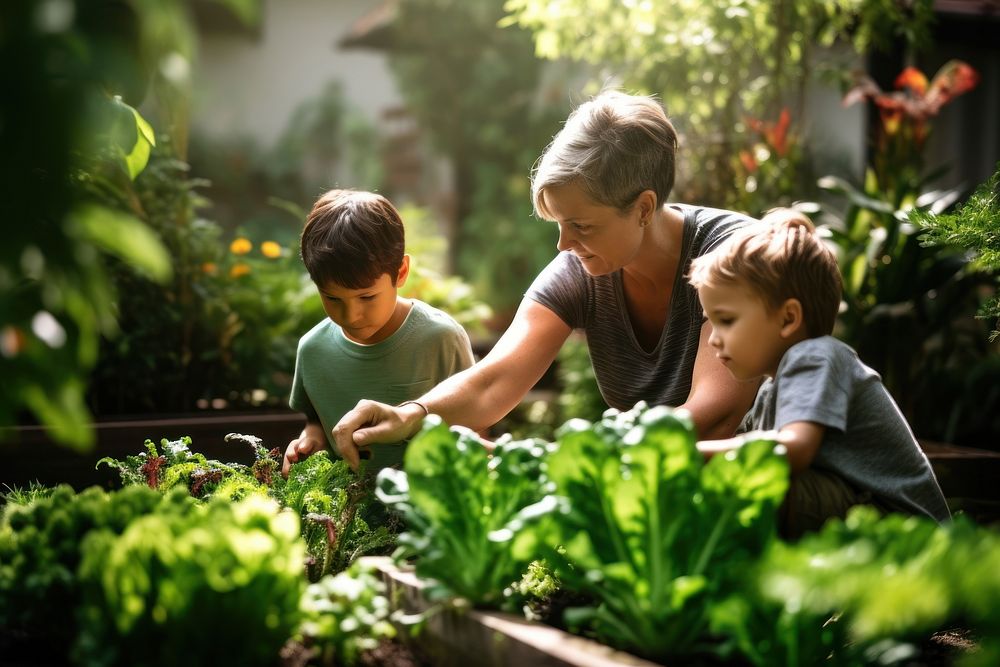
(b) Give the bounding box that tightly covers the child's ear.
[779,298,804,339]
[394,254,411,288]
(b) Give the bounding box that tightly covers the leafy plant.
[536,402,788,661]
[913,162,1000,340]
[99,434,395,581]
[817,62,997,445]
[297,560,398,666]
[1,0,258,448]
[375,417,558,605]
[0,480,56,508]
[732,107,808,215]
[85,140,324,415]
[725,506,1000,666]
[278,450,397,581]
[72,494,306,667]
[0,484,192,647]
[843,61,980,200]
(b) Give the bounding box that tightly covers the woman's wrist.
[397,400,430,437]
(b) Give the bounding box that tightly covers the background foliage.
[503,0,935,213]
[387,0,571,313]
[0,0,237,448]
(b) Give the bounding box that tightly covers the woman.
[288,90,760,472]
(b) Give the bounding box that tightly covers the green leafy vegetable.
[297,560,397,665]
[73,495,306,667]
[376,416,558,605]
[99,434,395,580]
[278,450,397,581]
[0,484,192,646]
[732,506,1000,667]
[537,402,788,660]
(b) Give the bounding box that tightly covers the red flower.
[739,150,758,173]
[843,60,980,143]
[746,107,792,157]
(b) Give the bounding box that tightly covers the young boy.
[688,209,950,538]
[281,189,475,476]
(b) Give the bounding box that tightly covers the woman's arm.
[332,299,571,469]
[679,321,761,440]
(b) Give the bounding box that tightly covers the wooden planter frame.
[361,556,660,667]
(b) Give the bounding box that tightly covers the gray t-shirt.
[525,204,753,410]
[741,336,950,522]
[289,299,474,471]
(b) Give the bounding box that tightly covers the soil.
[279,636,432,667]
[358,637,434,667]
[909,628,979,666]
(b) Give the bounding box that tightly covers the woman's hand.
[332,400,426,470]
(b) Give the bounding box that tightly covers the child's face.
[698,281,790,382]
[318,271,405,345]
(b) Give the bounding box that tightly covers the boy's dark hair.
[300,189,405,289]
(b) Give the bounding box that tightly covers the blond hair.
[688,208,842,337]
[531,90,678,218]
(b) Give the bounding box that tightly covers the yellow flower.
[260,241,282,259]
[230,237,252,255]
[229,262,251,278]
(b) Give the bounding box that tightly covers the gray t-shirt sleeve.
[524,252,587,329]
[772,351,850,432]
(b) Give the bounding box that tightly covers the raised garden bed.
[1,410,302,490]
[363,556,660,667]
[6,416,998,519]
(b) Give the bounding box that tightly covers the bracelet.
[397,400,430,417]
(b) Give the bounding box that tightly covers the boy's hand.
[282,424,326,477]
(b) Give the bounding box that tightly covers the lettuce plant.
[0,484,188,645]
[537,402,788,660]
[735,506,1000,667]
[376,416,558,605]
[297,560,397,665]
[72,495,306,667]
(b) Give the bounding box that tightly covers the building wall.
[191,0,401,147]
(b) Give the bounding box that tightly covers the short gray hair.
[531,90,678,218]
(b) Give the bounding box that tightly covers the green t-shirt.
[289,299,474,470]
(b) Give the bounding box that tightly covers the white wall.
[802,44,867,185]
[191,0,401,147]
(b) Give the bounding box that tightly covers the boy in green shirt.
[281,189,474,476]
